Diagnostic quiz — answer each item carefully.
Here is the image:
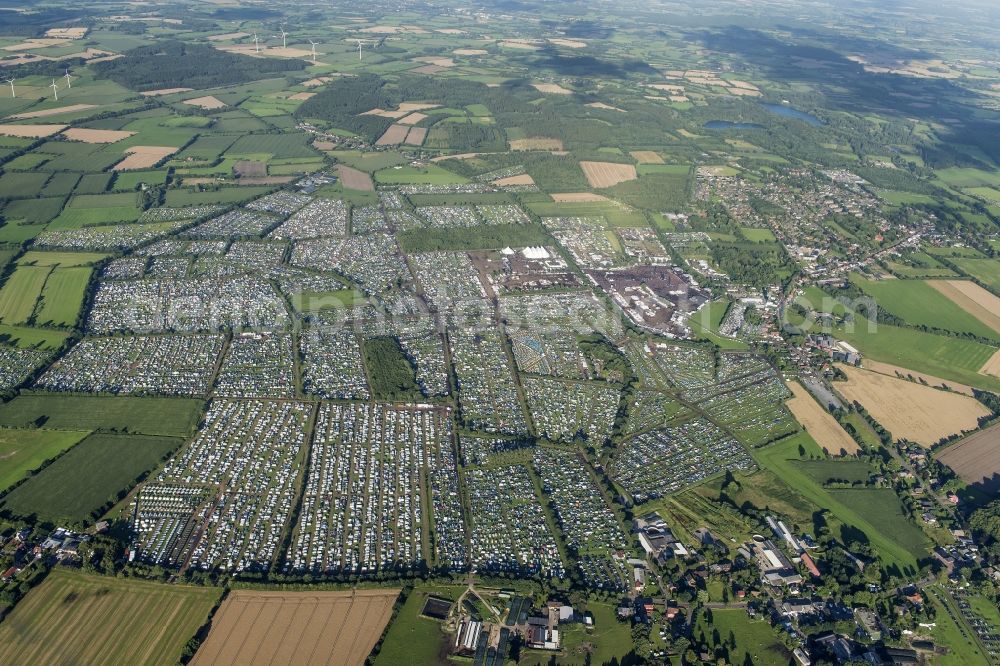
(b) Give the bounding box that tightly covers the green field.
[0,324,70,350]
[693,608,790,666]
[0,395,203,437]
[755,433,925,574]
[835,320,999,392]
[925,587,994,666]
[554,601,635,666]
[0,428,90,492]
[792,459,875,485]
[740,227,776,242]
[165,186,274,206]
[829,487,931,552]
[34,266,92,326]
[18,251,110,267]
[0,265,50,324]
[952,258,1000,291]
[0,569,220,666]
[852,275,999,341]
[795,286,1000,391]
[1,432,182,523]
[374,585,463,666]
[374,165,470,185]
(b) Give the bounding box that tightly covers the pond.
[762,102,823,126]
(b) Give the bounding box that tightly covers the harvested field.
[302,77,334,88]
[207,32,250,41]
[836,365,989,447]
[454,49,488,56]
[728,87,762,97]
[62,128,134,143]
[500,40,541,50]
[192,589,399,666]
[362,108,407,119]
[313,140,336,150]
[338,165,375,191]
[532,82,573,95]
[182,95,226,110]
[786,381,859,455]
[647,83,685,93]
[398,112,427,125]
[580,161,638,188]
[630,150,664,164]
[587,102,626,112]
[375,124,409,146]
[430,152,484,162]
[399,103,440,112]
[289,92,316,101]
[3,39,71,52]
[10,104,97,119]
[981,349,1000,378]
[510,137,563,151]
[929,280,1000,334]
[549,38,587,48]
[551,192,612,202]
[183,176,293,186]
[415,57,455,67]
[0,123,66,138]
[265,47,315,58]
[113,146,178,171]
[494,174,536,186]
[404,126,427,146]
[862,359,975,396]
[46,27,88,39]
[937,422,1000,493]
[140,88,193,96]
[0,569,219,666]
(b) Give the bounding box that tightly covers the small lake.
[703,120,764,130]
[762,102,823,126]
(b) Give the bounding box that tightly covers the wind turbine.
[278,25,287,49]
[64,68,73,89]
[4,78,13,98]
[50,79,58,101]
[309,39,318,61]
[252,32,260,53]
[356,39,365,62]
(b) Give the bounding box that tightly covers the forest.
[93,41,307,91]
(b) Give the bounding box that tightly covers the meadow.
[0,266,50,324]
[0,569,219,666]
[0,395,203,437]
[754,433,924,574]
[693,608,790,666]
[851,275,999,342]
[825,316,1000,392]
[34,266,92,326]
[374,584,462,665]
[952,258,1000,291]
[0,427,90,491]
[0,432,183,524]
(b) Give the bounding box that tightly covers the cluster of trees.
[94,41,306,92]
[710,241,792,287]
[427,123,506,153]
[362,336,422,402]
[396,224,548,253]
